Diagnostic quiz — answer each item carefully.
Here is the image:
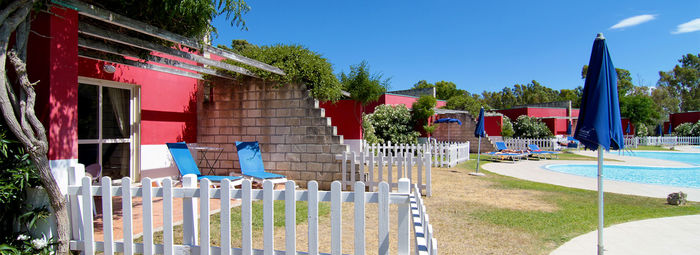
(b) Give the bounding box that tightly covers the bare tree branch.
[9,50,45,153]
[0,0,30,23]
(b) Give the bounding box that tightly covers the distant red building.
[667,111,700,133]
[320,90,447,152]
[494,101,579,136]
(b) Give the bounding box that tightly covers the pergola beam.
[78,36,236,80]
[78,22,257,77]
[55,0,285,76]
[78,49,204,80]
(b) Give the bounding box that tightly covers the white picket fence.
[623,136,639,149]
[337,150,432,197]
[363,141,470,168]
[67,175,437,255]
[637,136,700,146]
[502,138,559,151]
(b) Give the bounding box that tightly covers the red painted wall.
[320,100,363,139]
[621,118,635,135]
[485,115,502,136]
[78,55,200,144]
[28,7,79,161]
[670,112,700,127]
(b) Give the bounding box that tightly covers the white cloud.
[610,14,656,30]
[672,18,700,34]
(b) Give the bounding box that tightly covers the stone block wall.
[197,78,348,189]
[432,112,497,153]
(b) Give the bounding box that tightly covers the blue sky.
[212,0,700,93]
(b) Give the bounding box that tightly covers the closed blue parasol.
[657,124,663,136]
[668,122,673,135]
[625,121,630,135]
[471,108,486,176]
[573,33,624,255]
[567,121,573,135]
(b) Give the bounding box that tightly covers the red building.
[667,111,700,133]
[494,102,579,136]
[321,91,447,152]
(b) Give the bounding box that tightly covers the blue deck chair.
[484,142,528,162]
[235,141,287,184]
[166,142,243,184]
[527,144,560,159]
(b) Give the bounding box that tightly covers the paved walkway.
[480,148,700,255]
[550,214,700,255]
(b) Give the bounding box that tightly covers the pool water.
[545,164,700,188]
[624,151,699,165]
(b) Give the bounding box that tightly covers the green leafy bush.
[674,121,700,136]
[364,105,419,144]
[636,123,649,137]
[362,113,382,145]
[513,115,552,138]
[339,61,389,105]
[501,115,515,137]
[411,95,437,126]
[222,41,343,101]
[0,126,53,253]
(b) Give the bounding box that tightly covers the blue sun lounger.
[235,141,287,184]
[484,142,529,162]
[528,144,560,159]
[166,142,243,184]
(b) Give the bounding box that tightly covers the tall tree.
[651,85,681,115]
[620,95,661,126]
[411,80,462,100]
[445,92,488,115]
[0,1,250,252]
[339,61,389,105]
[657,53,700,112]
[581,65,635,97]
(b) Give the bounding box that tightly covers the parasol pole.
[597,146,604,255]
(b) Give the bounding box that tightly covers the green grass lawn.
[450,156,700,252]
[138,200,330,246]
[632,145,676,151]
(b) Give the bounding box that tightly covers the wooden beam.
[78,49,204,80]
[78,22,257,78]
[78,36,236,80]
[55,0,285,75]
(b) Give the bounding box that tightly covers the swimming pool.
[545,164,700,188]
[625,151,699,165]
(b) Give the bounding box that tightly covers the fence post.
[398,178,410,255]
[182,174,198,245]
[425,152,432,197]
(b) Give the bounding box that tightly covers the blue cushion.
[166,142,201,176]
[495,142,508,151]
[236,141,286,179]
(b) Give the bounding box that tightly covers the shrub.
[222,41,343,101]
[636,123,649,137]
[365,105,419,144]
[673,122,694,136]
[513,115,552,138]
[362,113,382,145]
[411,95,437,128]
[501,115,515,137]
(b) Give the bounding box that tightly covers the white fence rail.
[337,150,432,197]
[67,175,437,255]
[502,138,559,151]
[637,136,700,146]
[363,141,470,168]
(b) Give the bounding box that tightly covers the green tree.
[365,105,419,144]
[657,53,700,112]
[557,87,582,108]
[620,95,661,126]
[513,115,553,138]
[411,80,462,100]
[445,92,488,115]
[411,95,437,136]
[650,85,681,115]
[339,61,389,105]
[501,115,515,137]
[582,65,634,97]
[222,42,343,101]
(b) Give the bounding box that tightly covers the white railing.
[67,175,437,255]
[337,150,432,197]
[502,138,559,151]
[623,136,639,149]
[363,141,470,168]
[637,136,700,146]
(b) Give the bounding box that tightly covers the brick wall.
[197,78,348,189]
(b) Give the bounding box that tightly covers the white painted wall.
[140,144,180,180]
[344,139,363,154]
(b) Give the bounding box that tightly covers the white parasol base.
[469,172,485,176]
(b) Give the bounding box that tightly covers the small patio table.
[188,145,224,175]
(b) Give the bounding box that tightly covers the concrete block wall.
[197,78,348,189]
[432,112,497,153]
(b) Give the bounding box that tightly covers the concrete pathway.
[550,214,700,255]
[480,149,700,255]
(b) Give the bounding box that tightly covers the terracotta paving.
[92,194,240,242]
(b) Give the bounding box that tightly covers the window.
[78,77,140,180]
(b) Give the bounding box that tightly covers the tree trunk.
[1,1,71,253]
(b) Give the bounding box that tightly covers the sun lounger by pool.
[528,144,560,159]
[166,142,243,184]
[484,142,529,162]
[235,141,287,185]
